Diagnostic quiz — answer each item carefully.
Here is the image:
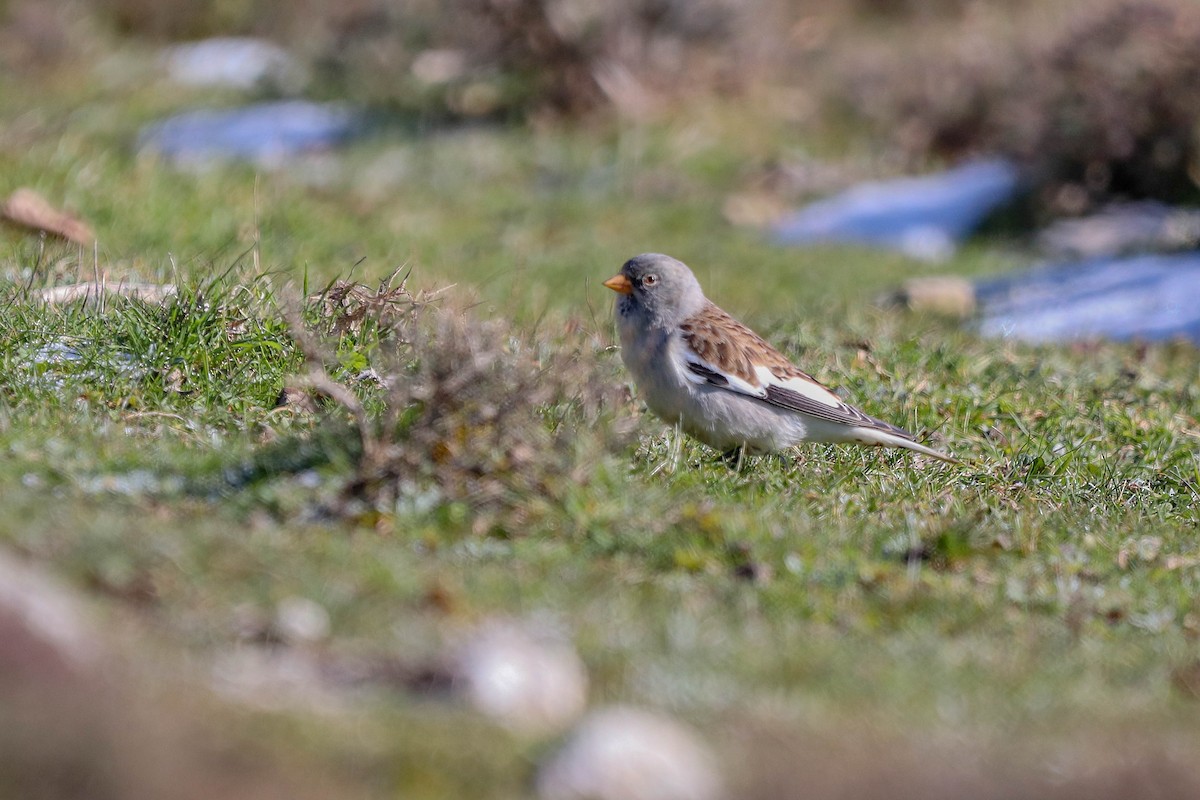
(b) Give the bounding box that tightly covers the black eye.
[642,274,658,287]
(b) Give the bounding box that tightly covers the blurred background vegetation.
[11,0,1199,213]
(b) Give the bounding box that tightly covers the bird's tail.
[848,426,960,464]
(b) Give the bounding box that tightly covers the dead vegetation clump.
[300,0,770,119]
[1012,1,1200,207]
[833,0,1200,213]
[75,0,773,119]
[308,268,444,339]
[296,275,627,531]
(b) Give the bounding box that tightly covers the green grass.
[2,35,1200,799]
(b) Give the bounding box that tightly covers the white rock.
[453,619,588,737]
[164,37,307,92]
[274,596,331,645]
[537,707,723,800]
[0,551,97,666]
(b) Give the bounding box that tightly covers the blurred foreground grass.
[1,17,1199,800]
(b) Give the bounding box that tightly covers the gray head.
[603,253,707,328]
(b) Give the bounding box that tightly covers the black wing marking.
[685,360,730,387]
[762,384,915,439]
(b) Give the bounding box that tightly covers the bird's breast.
[614,321,686,411]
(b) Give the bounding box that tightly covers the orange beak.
[603,274,633,295]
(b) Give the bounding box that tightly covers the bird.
[603,253,957,463]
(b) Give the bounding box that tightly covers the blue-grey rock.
[138,101,361,168]
[1036,201,1200,259]
[977,253,1200,343]
[772,159,1022,261]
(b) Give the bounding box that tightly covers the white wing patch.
[754,366,842,409]
[681,349,767,398]
[682,350,843,410]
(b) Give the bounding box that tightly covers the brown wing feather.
[680,302,918,441]
[679,302,821,386]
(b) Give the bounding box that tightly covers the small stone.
[274,596,331,645]
[721,192,785,229]
[411,49,468,85]
[537,707,723,800]
[878,276,977,318]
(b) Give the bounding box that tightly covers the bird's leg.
[719,446,748,470]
